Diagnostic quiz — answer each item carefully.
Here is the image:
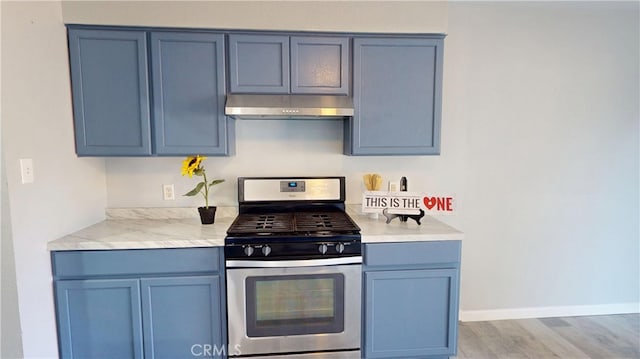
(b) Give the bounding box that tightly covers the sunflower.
[180,155,224,210]
[181,155,206,177]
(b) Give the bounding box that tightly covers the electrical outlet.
[389,181,399,192]
[163,184,175,200]
[20,158,34,184]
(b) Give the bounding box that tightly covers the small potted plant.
[181,155,225,224]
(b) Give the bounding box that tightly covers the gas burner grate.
[253,215,276,230]
[295,211,360,233]
[227,213,294,235]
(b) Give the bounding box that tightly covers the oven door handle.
[226,256,362,268]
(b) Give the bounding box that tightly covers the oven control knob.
[262,245,272,257]
[336,243,345,254]
[318,244,328,255]
[244,246,254,257]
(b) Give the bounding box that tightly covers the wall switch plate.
[163,184,175,200]
[389,181,399,192]
[20,158,34,184]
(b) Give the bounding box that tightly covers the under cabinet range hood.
[225,94,354,119]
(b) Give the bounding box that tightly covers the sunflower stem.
[202,169,209,208]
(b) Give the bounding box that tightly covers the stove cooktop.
[226,210,361,238]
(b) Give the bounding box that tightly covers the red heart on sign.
[423,197,437,210]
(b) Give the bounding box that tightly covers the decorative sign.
[362,191,455,215]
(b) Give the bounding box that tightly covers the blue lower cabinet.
[363,269,459,358]
[362,241,461,359]
[55,279,144,359]
[141,276,224,359]
[52,248,226,359]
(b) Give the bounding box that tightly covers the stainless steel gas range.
[225,177,362,359]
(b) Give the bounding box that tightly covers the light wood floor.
[454,314,640,359]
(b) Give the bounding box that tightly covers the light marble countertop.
[47,218,232,251]
[346,207,464,243]
[48,206,463,251]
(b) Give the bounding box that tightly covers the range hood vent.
[225,94,354,120]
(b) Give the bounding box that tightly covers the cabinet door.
[290,36,349,95]
[68,28,151,156]
[228,34,290,93]
[363,269,459,358]
[347,37,444,155]
[151,32,232,155]
[55,279,143,359]
[141,276,226,359]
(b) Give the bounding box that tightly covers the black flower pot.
[198,206,217,225]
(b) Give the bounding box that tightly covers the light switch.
[20,158,34,184]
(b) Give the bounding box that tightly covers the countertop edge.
[361,233,464,243]
[47,239,226,251]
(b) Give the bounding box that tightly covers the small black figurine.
[382,208,425,225]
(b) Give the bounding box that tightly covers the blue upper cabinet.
[346,37,444,155]
[68,29,152,156]
[228,34,290,93]
[150,32,232,155]
[69,27,445,157]
[290,36,349,94]
[228,34,349,95]
[67,27,234,157]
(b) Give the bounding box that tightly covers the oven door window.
[245,273,345,337]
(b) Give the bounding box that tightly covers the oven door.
[226,258,361,357]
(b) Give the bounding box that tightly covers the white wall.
[105,120,465,216]
[446,2,639,318]
[1,151,24,359]
[0,3,25,357]
[1,2,108,358]
[61,0,449,34]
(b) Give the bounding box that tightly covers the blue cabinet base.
[363,241,461,359]
[52,248,226,359]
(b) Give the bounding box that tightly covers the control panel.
[240,177,343,202]
[280,180,306,192]
[225,240,361,260]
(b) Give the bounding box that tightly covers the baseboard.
[459,302,640,322]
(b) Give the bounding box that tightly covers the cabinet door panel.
[151,32,231,155]
[349,37,443,155]
[228,34,289,93]
[68,29,151,156]
[141,276,225,359]
[55,279,143,359]
[364,269,459,358]
[291,36,349,94]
